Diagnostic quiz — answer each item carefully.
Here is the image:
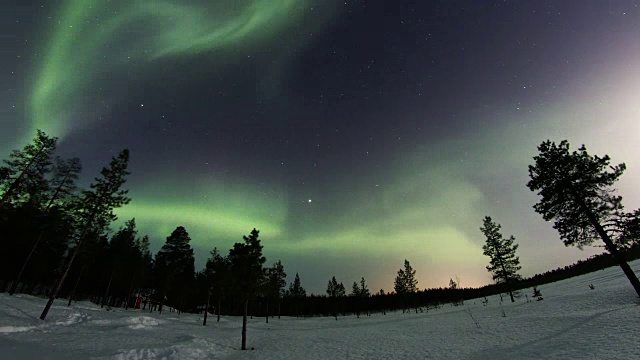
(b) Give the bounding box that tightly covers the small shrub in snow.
[532,287,543,301]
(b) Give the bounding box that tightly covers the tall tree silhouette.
[100,218,140,308]
[480,216,521,302]
[287,272,306,316]
[394,259,418,312]
[199,249,227,325]
[9,156,82,295]
[154,226,195,313]
[350,277,370,318]
[228,228,266,350]
[326,276,345,320]
[202,247,231,322]
[40,149,130,320]
[527,140,640,297]
[288,273,306,297]
[264,260,287,322]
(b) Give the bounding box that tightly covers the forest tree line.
[1,131,640,328]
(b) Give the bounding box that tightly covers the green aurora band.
[31,0,311,139]
[27,0,318,263]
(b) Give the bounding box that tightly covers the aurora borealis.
[30,0,321,140]
[3,1,640,293]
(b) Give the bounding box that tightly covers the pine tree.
[394,259,418,312]
[101,218,140,308]
[378,289,387,315]
[9,156,82,295]
[228,228,266,350]
[287,272,306,317]
[202,247,231,322]
[264,260,286,321]
[133,235,154,291]
[527,140,640,297]
[326,276,346,298]
[288,273,307,298]
[351,281,360,297]
[394,259,418,294]
[0,130,58,208]
[480,216,521,303]
[350,277,370,318]
[154,226,195,313]
[40,149,130,320]
[326,276,345,320]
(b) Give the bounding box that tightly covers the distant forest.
[2,131,639,322]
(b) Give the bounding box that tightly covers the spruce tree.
[351,281,360,297]
[527,140,640,297]
[350,277,370,318]
[394,259,418,312]
[326,276,345,320]
[264,260,287,321]
[133,235,154,294]
[480,216,521,302]
[326,276,346,298]
[40,149,131,320]
[202,247,231,322]
[287,272,306,316]
[228,228,266,350]
[288,273,306,298]
[101,218,139,308]
[154,226,195,313]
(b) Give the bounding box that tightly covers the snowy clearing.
[1,261,640,359]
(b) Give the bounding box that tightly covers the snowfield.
[1,260,639,359]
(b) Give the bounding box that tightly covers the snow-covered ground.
[1,261,639,359]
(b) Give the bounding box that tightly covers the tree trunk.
[40,202,102,321]
[125,277,135,310]
[67,266,85,307]
[101,272,115,308]
[592,216,640,295]
[265,301,269,324]
[574,191,640,297]
[217,295,221,322]
[203,289,211,326]
[493,241,516,303]
[241,298,248,350]
[10,231,46,296]
[10,167,76,296]
[40,241,83,320]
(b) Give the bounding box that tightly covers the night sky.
[2,1,640,294]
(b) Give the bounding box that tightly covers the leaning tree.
[40,149,131,320]
[480,216,522,302]
[527,140,640,297]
